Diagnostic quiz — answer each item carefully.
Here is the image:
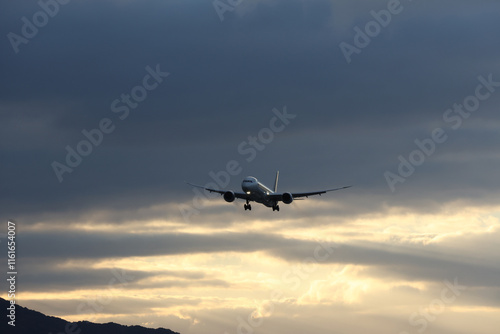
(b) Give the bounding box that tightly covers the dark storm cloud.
[20,265,229,292]
[18,231,294,259]
[2,0,500,220]
[19,266,151,292]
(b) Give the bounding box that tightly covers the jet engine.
[282,192,294,204]
[223,191,236,203]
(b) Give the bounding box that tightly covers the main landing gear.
[243,201,280,211]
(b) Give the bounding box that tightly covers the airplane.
[188,171,351,211]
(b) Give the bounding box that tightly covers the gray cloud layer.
[2,0,500,221]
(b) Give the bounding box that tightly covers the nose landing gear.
[244,200,252,211]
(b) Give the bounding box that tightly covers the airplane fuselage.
[241,176,276,208]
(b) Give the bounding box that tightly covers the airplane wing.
[291,185,352,198]
[268,185,351,201]
[187,183,250,200]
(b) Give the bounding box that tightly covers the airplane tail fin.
[274,171,279,193]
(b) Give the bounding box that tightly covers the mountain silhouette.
[1,298,179,334]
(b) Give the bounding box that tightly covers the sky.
[1,0,500,333]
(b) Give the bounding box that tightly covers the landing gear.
[244,200,252,211]
[272,204,280,212]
